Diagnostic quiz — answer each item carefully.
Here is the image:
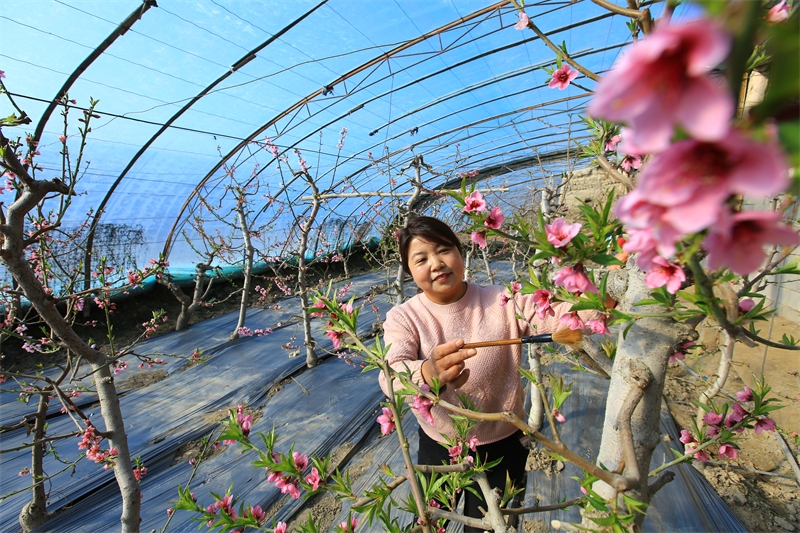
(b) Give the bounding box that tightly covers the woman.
[378,216,589,531]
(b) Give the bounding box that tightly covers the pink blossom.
[643,256,685,294]
[499,293,511,307]
[305,467,321,491]
[767,0,790,22]
[588,18,733,154]
[694,450,709,463]
[283,481,301,499]
[616,195,681,263]
[514,11,529,30]
[510,281,522,293]
[463,191,487,213]
[326,329,344,350]
[293,451,309,471]
[726,403,747,427]
[553,408,566,423]
[553,264,598,294]
[605,135,621,152]
[412,385,434,425]
[467,435,478,451]
[633,132,789,235]
[679,429,695,445]
[738,299,755,313]
[718,444,739,460]
[559,311,585,331]
[310,299,326,318]
[619,154,642,173]
[549,64,579,90]
[484,206,504,229]
[377,407,395,435]
[669,341,694,364]
[275,522,287,533]
[340,516,359,532]
[705,210,800,275]
[532,289,555,320]
[471,230,487,249]
[247,505,265,522]
[703,411,724,427]
[586,317,610,336]
[754,417,776,435]
[448,444,462,459]
[736,386,753,403]
[545,218,582,248]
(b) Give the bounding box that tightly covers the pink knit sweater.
[378,282,579,446]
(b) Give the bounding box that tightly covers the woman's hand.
[421,338,477,390]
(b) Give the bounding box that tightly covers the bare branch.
[509,0,600,82]
[595,153,634,190]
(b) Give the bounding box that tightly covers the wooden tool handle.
[462,338,522,349]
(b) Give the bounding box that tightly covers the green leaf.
[569,300,604,312]
[589,253,623,266]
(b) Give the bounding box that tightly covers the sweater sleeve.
[377,306,426,399]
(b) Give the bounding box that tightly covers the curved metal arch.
[237,30,623,224]
[32,0,157,143]
[80,0,329,289]
[160,0,510,259]
[207,27,621,242]
[286,101,595,240]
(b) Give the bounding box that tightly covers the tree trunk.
[298,173,322,367]
[4,256,141,532]
[19,392,51,532]
[591,270,693,530]
[231,207,255,340]
[0,171,141,532]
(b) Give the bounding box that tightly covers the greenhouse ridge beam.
[81,0,328,294]
[161,0,509,260]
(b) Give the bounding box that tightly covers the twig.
[429,507,487,530]
[647,471,675,496]
[509,0,600,82]
[695,330,734,432]
[291,376,309,395]
[772,432,800,487]
[595,153,634,190]
[740,328,800,350]
[413,462,472,474]
[381,360,432,533]
[738,245,798,296]
[474,471,509,532]
[351,475,407,507]
[411,384,630,491]
[704,460,797,481]
[502,496,582,515]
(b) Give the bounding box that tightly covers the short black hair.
[398,216,463,275]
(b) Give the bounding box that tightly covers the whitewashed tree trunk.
[298,173,322,367]
[231,206,255,340]
[591,269,695,529]
[0,148,141,532]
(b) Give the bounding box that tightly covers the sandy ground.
[664,314,800,533]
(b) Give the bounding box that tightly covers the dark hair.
[398,216,463,275]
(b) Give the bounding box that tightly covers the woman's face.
[407,237,466,305]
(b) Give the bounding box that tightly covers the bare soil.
[663,317,800,533]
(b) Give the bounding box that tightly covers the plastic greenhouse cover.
[0,0,699,278]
